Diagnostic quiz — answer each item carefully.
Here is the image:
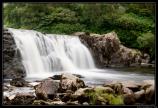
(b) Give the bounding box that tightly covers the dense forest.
[3,3,155,61]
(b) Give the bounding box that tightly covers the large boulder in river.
[35,78,60,100]
[74,31,145,67]
[3,28,26,79]
[59,73,85,92]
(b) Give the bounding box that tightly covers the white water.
[8,28,95,78]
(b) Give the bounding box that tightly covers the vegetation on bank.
[3,3,155,61]
[85,87,124,105]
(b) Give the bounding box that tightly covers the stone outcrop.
[3,28,26,79]
[59,73,85,92]
[73,32,150,67]
[35,78,60,100]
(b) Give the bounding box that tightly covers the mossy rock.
[85,87,124,105]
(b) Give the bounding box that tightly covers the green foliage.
[3,3,155,61]
[85,88,124,105]
[137,32,155,60]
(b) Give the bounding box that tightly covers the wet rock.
[9,92,35,105]
[3,96,11,105]
[72,87,94,103]
[66,101,79,105]
[144,85,155,104]
[35,78,59,100]
[104,82,123,94]
[33,100,52,105]
[121,81,140,92]
[141,80,154,90]
[123,87,133,95]
[3,28,26,79]
[59,73,85,92]
[50,75,62,80]
[134,90,145,101]
[51,100,65,105]
[61,93,72,102]
[75,31,146,67]
[123,94,135,105]
[10,78,28,87]
[82,102,89,105]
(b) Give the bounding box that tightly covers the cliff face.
[74,32,149,68]
[3,28,26,79]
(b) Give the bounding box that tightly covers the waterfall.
[8,28,95,78]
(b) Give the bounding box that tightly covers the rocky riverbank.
[3,73,155,105]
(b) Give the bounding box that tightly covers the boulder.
[10,78,28,87]
[9,92,35,105]
[59,73,85,92]
[134,90,145,101]
[74,31,145,67]
[144,85,155,104]
[104,82,123,94]
[121,81,140,92]
[35,78,60,100]
[72,87,94,103]
[141,80,154,90]
[123,94,135,105]
[122,87,133,95]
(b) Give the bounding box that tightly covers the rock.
[61,93,72,102]
[95,96,107,105]
[104,82,123,94]
[144,85,155,104]
[123,94,135,105]
[94,86,114,94]
[75,31,145,67]
[3,96,11,105]
[3,28,26,79]
[59,73,85,92]
[134,90,145,101]
[141,53,150,63]
[10,78,28,87]
[9,92,35,105]
[50,75,62,80]
[35,78,60,100]
[121,81,140,92]
[72,87,94,103]
[141,80,154,90]
[82,102,89,105]
[66,101,79,105]
[123,87,133,95]
[33,99,65,105]
[51,100,65,105]
[33,100,52,105]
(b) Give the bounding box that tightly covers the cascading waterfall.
[8,28,95,78]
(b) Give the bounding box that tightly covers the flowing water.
[8,28,154,85]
